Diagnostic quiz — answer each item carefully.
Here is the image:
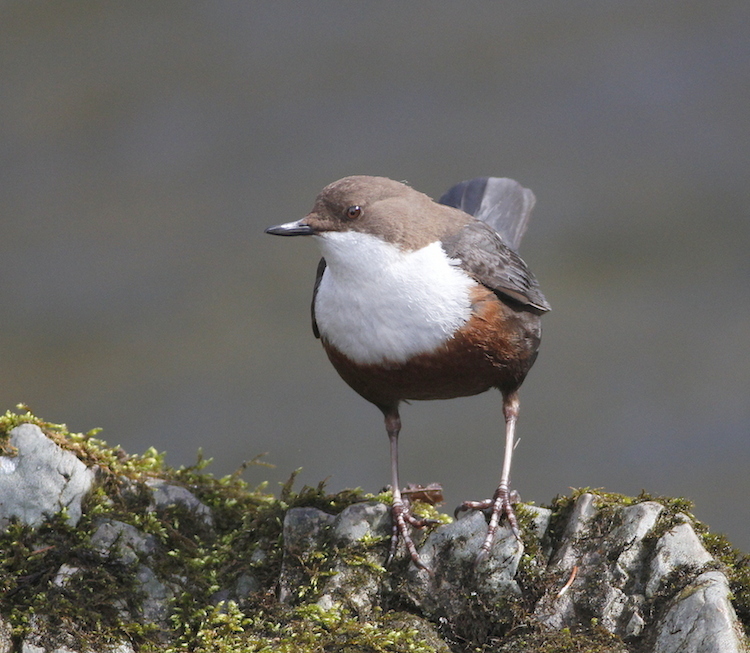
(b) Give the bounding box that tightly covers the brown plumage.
[322,284,541,408]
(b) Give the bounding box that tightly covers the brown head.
[266,175,473,251]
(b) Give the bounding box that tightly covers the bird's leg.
[383,408,432,570]
[484,392,521,546]
[456,391,521,563]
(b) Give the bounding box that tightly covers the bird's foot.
[455,486,521,565]
[386,498,438,571]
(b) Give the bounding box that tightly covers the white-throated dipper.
[266,175,550,568]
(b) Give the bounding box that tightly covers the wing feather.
[312,257,326,338]
[441,222,550,312]
[440,177,549,312]
[439,177,535,252]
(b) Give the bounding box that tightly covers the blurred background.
[1,2,748,550]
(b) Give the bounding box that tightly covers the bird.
[265,175,550,568]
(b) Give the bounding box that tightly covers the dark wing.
[439,177,535,252]
[312,257,326,338]
[442,221,550,313]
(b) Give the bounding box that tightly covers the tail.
[438,177,536,252]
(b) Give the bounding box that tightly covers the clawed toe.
[456,486,521,563]
[454,497,493,519]
[386,499,437,570]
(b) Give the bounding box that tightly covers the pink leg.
[456,391,521,563]
[383,408,435,570]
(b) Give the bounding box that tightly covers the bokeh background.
[2,3,748,550]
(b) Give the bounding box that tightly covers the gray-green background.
[2,3,748,550]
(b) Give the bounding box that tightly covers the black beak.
[265,220,315,236]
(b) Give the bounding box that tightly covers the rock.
[275,495,747,651]
[135,565,174,625]
[406,510,524,619]
[101,644,136,653]
[525,503,554,541]
[646,517,714,598]
[546,492,599,570]
[531,494,746,653]
[18,615,80,653]
[612,501,665,577]
[235,572,260,597]
[0,424,93,528]
[317,502,391,616]
[330,500,391,545]
[536,498,665,635]
[52,564,80,588]
[87,517,175,628]
[90,518,158,565]
[211,572,261,607]
[384,613,453,653]
[20,644,44,653]
[18,635,135,653]
[653,571,745,653]
[283,506,337,554]
[0,617,12,653]
[145,478,214,527]
[278,506,336,603]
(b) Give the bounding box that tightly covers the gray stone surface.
[537,499,666,635]
[136,564,174,624]
[273,496,747,652]
[145,478,214,527]
[406,510,523,619]
[613,501,665,576]
[646,518,714,598]
[52,563,80,588]
[282,506,337,556]
[330,500,390,545]
[90,518,159,565]
[235,572,260,597]
[100,645,136,653]
[0,424,94,528]
[531,496,747,653]
[211,572,262,607]
[0,616,11,653]
[20,643,44,653]
[20,633,135,653]
[19,615,81,653]
[278,506,337,604]
[317,502,391,616]
[547,492,599,569]
[654,571,745,653]
[525,504,553,541]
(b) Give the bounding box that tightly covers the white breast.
[313,231,474,365]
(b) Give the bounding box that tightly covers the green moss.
[542,488,701,555]
[514,504,551,608]
[158,601,443,653]
[0,405,167,478]
[1,409,747,652]
[0,408,287,650]
[495,625,629,653]
[0,513,149,648]
[0,407,453,651]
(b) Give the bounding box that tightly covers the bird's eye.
[345,205,362,219]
